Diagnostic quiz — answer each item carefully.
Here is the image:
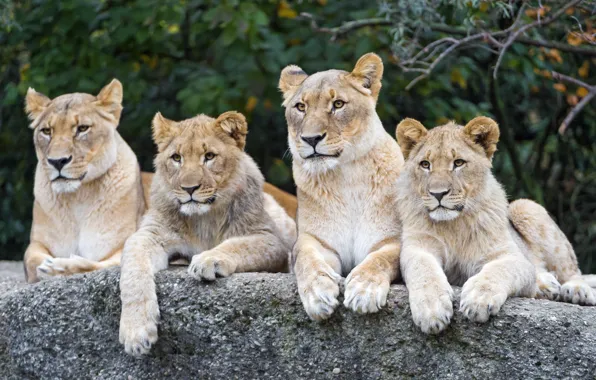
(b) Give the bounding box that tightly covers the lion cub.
[396,117,595,334]
[23,80,150,283]
[279,53,404,320]
[119,111,296,356]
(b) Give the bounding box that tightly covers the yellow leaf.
[168,24,180,34]
[436,116,450,124]
[245,96,258,113]
[553,83,566,93]
[567,32,583,46]
[263,99,273,110]
[565,7,575,15]
[132,62,141,73]
[566,94,578,106]
[579,60,589,78]
[450,68,467,89]
[577,87,589,98]
[278,1,297,19]
[530,86,539,94]
[545,49,562,64]
[317,0,327,5]
[479,2,489,12]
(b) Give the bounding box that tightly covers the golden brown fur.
[23,80,148,283]
[280,53,404,320]
[119,111,296,356]
[396,116,594,335]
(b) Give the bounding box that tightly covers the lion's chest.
[300,174,400,276]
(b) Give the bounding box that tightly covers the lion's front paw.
[536,272,561,301]
[119,299,160,357]
[460,276,507,323]
[560,279,596,306]
[409,287,453,334]
[36,257,76,279]
[188,251,237,281]
[343,267,390,314]
[299,269,342,321]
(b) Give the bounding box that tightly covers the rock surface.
[0,261,595,379]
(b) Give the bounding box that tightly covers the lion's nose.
[300,133,326,148]
[182,185,201,196]
[47,156,72,171]
[430,189,450,202]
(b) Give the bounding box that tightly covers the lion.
[396,116,595,334]
[279,53,404,321]
[23,79,150,283]
[119,111,297,356]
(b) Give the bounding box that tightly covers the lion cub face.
[279,53,384,174]
[152,111,248,216]
[396,117,500,222]
[25,80,123,193]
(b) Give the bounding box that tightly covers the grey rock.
[0,263,595,379]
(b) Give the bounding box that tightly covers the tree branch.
[299,13,391,41]
[551,71,596,134]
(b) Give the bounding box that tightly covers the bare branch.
[493,3,528,79]
[558,90,595,134]
[551,71,596,134]
[299,13,391,41]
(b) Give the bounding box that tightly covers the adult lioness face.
[25,80,123,193]
[279,53,384,174]
[396,117,500,222]
[152,111,248,216]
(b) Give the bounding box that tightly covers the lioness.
[396,117,595,334]
[23,80,150,283]
[119,111,296,356]
[279,53,404,320]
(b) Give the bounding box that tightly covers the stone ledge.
[0,265,595,379]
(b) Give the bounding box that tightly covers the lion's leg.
[509,199,595,305]
[36,249,122,278]
[343,238,400,314]
[292,233,342,321]
[460,252,535,323]
[119,227,169,357]
[401,240,453,334]
[188,231,288,280]
[24,241,54,283]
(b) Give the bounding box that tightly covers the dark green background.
[1,0,594,272]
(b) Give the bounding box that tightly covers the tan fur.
[119,112,297,356]
[280,53,404,320]
[23,80,148,283]
[263,182,298,219]
[396,117,594,335]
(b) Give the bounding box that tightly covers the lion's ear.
[347,53,384,102]
[396,118,428,160]
[279,65,308,106]
[25,88,51,124]
[463,116,500,159]
[96,79,123,123]
[152,112,178,151]
[215,111,248,150]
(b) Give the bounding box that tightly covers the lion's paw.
[535,272,561,301]
[188,251,237,281]
[36,257,72,279]
[343,268,389,314]
[119,298,160,357]
[410,287,454,334]
[560,279,596,306]
[460,276,507,323]
[299,270,342,321]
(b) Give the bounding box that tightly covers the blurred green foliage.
[0,0,594,272]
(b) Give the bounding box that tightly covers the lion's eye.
[40,128,52,136]
[420,160,431,169]
[333,100,345,109]
[171,153,182,162]
[454,159,466,168]
[77,125,90,133]
[205,152,216,161]
[295,102,306,112]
